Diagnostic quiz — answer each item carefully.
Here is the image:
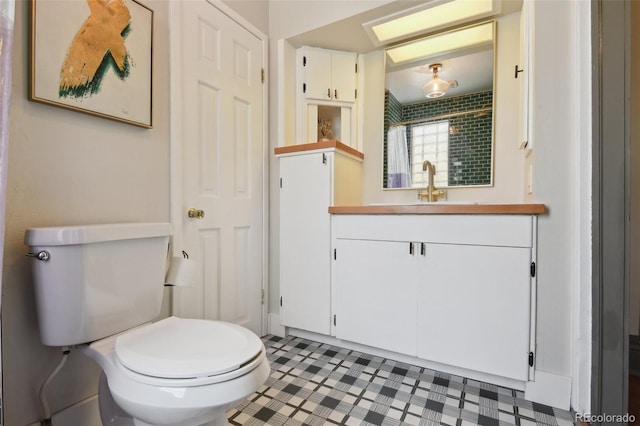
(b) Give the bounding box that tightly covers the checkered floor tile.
[228,335,577,425]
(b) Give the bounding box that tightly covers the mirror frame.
[382,20,497,190]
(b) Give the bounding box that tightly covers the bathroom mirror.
[383,21,495,189]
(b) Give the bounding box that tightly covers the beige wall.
[2,0,171,424]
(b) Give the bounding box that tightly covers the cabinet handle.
[515,64,524,79]
[409,242,414,255]
[421,242,426,256]
[327,88,331,98]
[334,89,338,99]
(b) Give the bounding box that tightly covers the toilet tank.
[24,223,172,346]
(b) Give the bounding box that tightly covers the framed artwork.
[30,0,153,128]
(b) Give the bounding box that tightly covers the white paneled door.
[174,1,265,335]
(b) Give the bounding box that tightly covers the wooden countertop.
[274,140,364,160]
[329,203,546,215]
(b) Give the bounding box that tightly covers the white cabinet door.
[331,51,357,103]
[334,239,418,356]
[418,243,532,381]
[280,153,333,334]
[303,48,332,101]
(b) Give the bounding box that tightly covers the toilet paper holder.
[165,251,198,287]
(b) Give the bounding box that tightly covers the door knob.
[188,208,205,219]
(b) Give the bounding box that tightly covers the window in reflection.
[411,121,449,188]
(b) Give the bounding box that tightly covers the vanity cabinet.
[276,143,363,335]
[332,214,536,382]
[301,47,358,103]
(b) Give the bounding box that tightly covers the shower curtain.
[387,125,410,188]
[0,1,15,423]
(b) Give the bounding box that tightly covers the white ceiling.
[288,1,422,54]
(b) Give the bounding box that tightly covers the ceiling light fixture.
[423,64,450,98]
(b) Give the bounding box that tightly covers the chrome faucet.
[417,160,446,202]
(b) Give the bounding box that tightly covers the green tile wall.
[384,90,493,187]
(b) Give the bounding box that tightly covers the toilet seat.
[113,316,265,387]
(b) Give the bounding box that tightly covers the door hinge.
[303,56,307,66]
[333,314,337,326]
[355,89,358,99]
[355,63,358,73]
[334,248,337,260]
[280,296,283,307]
[528,351,534,367]
[303,83,307,93]
[261,68,265,83]
[530,261,536,278]
[261,289,264,305]
[280,177,283,188]
[322,153,327,164]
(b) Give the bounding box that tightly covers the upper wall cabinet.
[301,47,358,103]
[296,46,359,147]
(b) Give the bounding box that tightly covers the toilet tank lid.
[25,222,172,246]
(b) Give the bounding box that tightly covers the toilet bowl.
[24,223,270,426]
[82,316,270,426]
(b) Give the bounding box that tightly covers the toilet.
[25,222,270,426]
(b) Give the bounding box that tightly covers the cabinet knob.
[334,89,338,99]
[187,208,205,219]
[327,88,331,98]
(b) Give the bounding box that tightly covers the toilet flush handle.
[187,208,205,219]
[26,251,50,261]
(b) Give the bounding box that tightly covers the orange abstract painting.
[59,0,132,98]
[30,0,153,127]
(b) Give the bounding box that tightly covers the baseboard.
[29,395,101,426]
[524,370,572,410]
[630,335,640,376]
[268,313,286,338]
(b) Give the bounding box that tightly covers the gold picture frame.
[30,0,153,128]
